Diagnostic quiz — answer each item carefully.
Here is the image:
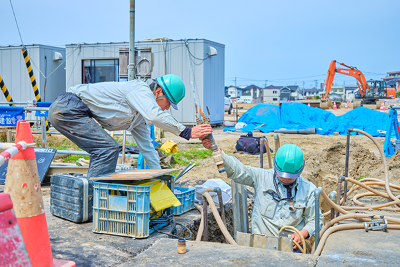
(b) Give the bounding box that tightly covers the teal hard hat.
[156,74,185,110]
[274,144,305,179]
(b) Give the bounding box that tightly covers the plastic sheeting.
[224,103,390,137]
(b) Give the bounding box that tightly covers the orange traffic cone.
[4,120,75,267]
[380,102,385,112]
[345,102,348,110]
[308,103,310,107]
[333,102,337,110]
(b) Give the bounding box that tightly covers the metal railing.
[0,106,137,159]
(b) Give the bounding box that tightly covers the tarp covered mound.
[224,103,390,137]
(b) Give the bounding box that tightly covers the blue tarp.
[0,107,25,127]
[224,103,390,137]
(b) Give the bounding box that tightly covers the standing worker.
[49,74,212,177]
[201,141,322,251]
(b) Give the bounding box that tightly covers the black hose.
[153,222,193,240]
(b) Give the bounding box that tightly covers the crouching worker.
[48,74,212,178]
[201,141,323,251]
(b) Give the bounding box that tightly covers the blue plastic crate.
[173,186,195,215]
[92,181,152,238]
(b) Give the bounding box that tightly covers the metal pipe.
[6,130,133,137]
[202,196,208,241]
[122,130,127,163]
[55,150,138,158]
[274,133,280,152]
[40,117,47,148]
[314,187,322,250]
[336,176,345,217]
[344,129,351,204]
[128,0,136,80]
[240,184,249,233]
[263,139,273,169]
[24,107,49,112]
[260,138,264,168]
[274,128,316,134]
[235,104,238,123]
[328,191,337,220]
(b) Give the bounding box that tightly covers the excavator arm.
[322,60,370,101]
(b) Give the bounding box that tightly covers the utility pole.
[264,80,268,87]
[129,0,136,81]
[234,77,237,87]
[314,80,318,89]
[124,0,136,164]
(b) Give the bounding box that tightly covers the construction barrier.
[0,141,31,166]
[4,120,75,267]
[0,193,32,267]
[0,75,15,106]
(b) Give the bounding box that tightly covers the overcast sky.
[1,0,399,88]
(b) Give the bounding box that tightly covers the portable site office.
[65,39,225,126]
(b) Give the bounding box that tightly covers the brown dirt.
[172,129,400,220]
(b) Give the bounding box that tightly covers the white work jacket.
[222,151,323,237]
[68,80,185,169]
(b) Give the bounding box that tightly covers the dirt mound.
[303,141,381,213]
[369,149,400,185]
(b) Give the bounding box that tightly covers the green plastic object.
[274,144,304,179]
[156,74,185,109]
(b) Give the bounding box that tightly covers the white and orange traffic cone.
[345,102,348,110]
[380,102,385,112]
[333,102,337,110]
[308,103,310,107]
[4,120,75,267]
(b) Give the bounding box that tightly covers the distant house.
[280,85,300,101]
[383,71,400,91]
[240,86,252,103]
[303,87,322,98]
[226,86,242,98]
[242,84,262,103]
[345,84,358,102]
[330,86,345,101]
[263,85,282,103]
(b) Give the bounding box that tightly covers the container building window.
[273,98,278,101]
[82,59,119,84]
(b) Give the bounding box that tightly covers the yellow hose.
[323,180,400,217]
[202,192,237,245]
[321,189,400,224]
[279,225,306,254]
[195,204,204,242]
[314,223,400,256]
[351,129,400,203]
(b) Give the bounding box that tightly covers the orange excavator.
[322,60,395,104]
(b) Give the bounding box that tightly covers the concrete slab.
[131,238,318,266]
[317,229,400,266]
[42,188,201,267]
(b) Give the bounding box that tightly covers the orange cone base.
[18,213,53,266]
[53,259,76,267]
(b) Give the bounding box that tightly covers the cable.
[185,40,208,61]
[9,0,23,45]
[153,222,193,240]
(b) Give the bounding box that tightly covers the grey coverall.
[221,151,323,237]
[48,80,185,177]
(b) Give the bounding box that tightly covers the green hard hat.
[274,144,304,179]
[156,74,185,110]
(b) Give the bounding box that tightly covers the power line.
[9,0,23,45]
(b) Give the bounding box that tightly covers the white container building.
[0,44,66,102]
[65,39,225,126]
